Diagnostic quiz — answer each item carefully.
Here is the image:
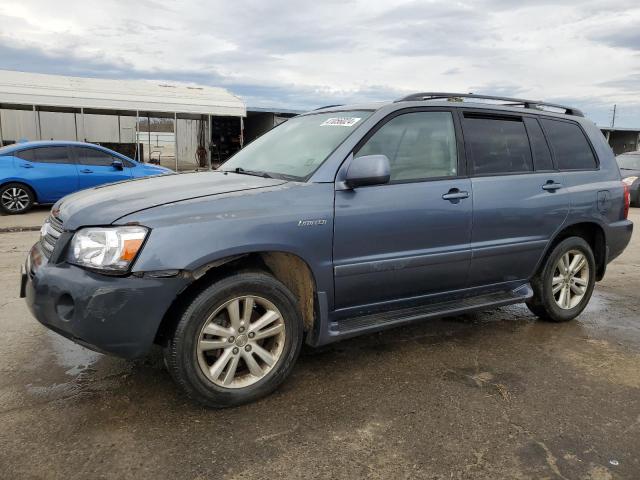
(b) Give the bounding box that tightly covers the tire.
[0,182,34,215]
[527,237,596,322]
[164,271,303,408]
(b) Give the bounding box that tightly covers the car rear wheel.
[0,183,34,215]
[527,236,596,322]
[164,271,303,408]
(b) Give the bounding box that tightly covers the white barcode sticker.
[320,117,361,127]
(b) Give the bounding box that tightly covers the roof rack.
[314,104,344,110]
[394,92,584,117]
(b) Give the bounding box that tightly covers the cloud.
[0,0,638,127]
[591,28,640,51]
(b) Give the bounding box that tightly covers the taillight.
[623,182,630,219]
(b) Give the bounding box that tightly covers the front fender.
[120,182,336,307]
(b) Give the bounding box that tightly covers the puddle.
[47,330,101,377]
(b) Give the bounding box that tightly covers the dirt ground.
[0,210,638,479]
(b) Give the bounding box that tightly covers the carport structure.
[0,70,246,171]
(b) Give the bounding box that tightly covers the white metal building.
[0,70,250,171]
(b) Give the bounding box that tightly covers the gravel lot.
[0,209,638,479]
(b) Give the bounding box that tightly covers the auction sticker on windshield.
[320,117,361,127]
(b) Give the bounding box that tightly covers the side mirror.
[345,154,390,188]
[112,160,124,170]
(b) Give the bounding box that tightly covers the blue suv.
[21,93,633,407]
[0,141,170,214]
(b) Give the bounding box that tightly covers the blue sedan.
[0,141,171,214]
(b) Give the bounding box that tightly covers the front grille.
[40,215,64,258]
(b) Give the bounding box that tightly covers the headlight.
[622,176,638,187]
[68,226,149,272]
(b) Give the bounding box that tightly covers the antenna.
[610,104,617,129]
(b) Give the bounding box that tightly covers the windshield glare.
[222,110,371,180]
[617,153,640,170]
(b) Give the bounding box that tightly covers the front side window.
[355,111,458,182]
[222,111,371,180]
[541,119,597,170]
[463,115,533,175]
[76,147,117,166]
[18,147,72,164]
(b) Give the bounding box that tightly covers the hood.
[54,171,286,229]
[141,163,172,174]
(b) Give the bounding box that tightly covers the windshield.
[617,153,640,170]
[222,110,372,180]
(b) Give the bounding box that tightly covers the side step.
[334,285,532,335]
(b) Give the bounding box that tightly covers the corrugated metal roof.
[0,70,246,117]
[599,126,640,132]
[248,106,304,115]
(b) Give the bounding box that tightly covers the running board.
[333,284,533,335]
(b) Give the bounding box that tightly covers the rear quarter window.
[540,119,597,170]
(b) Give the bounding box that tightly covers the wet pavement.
[0,211,639,479]
[0,205,49,232]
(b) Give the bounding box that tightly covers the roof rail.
[314,104,344,110]
[394,92,584,117]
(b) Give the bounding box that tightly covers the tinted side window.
[524,117,554,171]
[77,147,116,166]
[541,119,597,170]
[20,147,72,164]
[16,149,36,161]
[356,111,458,181]
[463,115,533,175]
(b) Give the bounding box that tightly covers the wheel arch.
[155,250,318,345]
[535,221,607,281]
[0,179,38,202]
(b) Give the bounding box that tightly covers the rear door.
[333,109,472,311]
[15,146,79,202]
[73,146,132,189]
[461,111,569,287]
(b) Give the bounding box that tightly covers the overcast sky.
[0,0,638,127]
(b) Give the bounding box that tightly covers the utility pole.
[611,104,617,128]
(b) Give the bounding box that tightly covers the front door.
[333,110,472,311]
[73,146,132,189]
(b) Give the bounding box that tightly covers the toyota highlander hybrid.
[21,93,633,407]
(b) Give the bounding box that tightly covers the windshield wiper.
[228,167,273,178]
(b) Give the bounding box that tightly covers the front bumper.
[21,242,189,358]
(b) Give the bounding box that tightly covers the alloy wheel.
[1,187,31,212]
[196,295,286,388]
[552,249,590,310]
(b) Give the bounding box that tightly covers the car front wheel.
[164,272,303,408]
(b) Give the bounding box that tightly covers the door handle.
[542,182,563,191]
[442,189,470,201]
[20,163,34,168]
[80,169,93,174]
